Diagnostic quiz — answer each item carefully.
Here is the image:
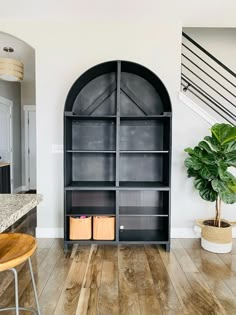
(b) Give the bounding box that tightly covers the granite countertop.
[0,162,10,168]
[0,194,42,233]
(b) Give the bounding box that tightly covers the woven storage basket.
[196,218,232,253]
[69,216,92,240]
[93,216,115,240]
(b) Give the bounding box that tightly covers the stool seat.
[0,233,36,272]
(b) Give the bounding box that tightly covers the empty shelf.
[119,206,168,216]
[119,229,168,242]
[119,182,170,190]
[120,150,169,153]
[120,115,171,119]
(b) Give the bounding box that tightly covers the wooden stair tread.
[0,233,36,271]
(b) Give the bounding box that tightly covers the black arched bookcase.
[64,60,172,251]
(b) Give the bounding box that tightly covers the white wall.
[0,0,236,237]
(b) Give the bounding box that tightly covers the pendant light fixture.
[0,47,24,82]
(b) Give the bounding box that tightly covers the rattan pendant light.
[0,47,24,82]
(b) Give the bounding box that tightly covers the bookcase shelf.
[65,181,116,190]
[64,112,116,119]
[120,115,171,119]
[66,207,115,216]
[119,229,168,243]
[119,207,168,216]
[119,182,169,189]
[67,150,116,153]
[120,150,169,153]
[64,60,172,251]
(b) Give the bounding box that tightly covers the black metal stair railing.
[181,32,236,125]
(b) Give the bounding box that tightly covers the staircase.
[180,32,236,125]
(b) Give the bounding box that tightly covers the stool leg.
[28,258,41,315]
[10,268,19,315]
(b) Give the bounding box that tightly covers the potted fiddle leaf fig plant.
[184,123,236,253]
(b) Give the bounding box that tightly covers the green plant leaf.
[193,176,217,202]
[194,177,208,190]
[218,168,234,182]
[218,161,228,180]
[212,178,225,192]
[184,146,203,159]
[184,157,193,169]
[198,141,214,154]
[189,142,217,165]
[204,136,219,151]
[220,191,236,204]
[223,141,236,153]
[201,151,216,165]
[212,179,236,204]
[194,146,204,155]
[184,148,195,155]
[187,168,199,178]
[228,174,236,193]
[225,151,236,167]
[184,157,202,170]
[199,187,217,202]
[199,164,218,180]
[211,124,236,145]
[228,182,236,193]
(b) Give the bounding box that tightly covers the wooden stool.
[0,233,40,314]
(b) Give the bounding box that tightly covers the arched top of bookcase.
[64,60,172,115]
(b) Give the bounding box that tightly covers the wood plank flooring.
[1,239,236,314]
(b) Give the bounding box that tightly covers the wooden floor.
[1,239,236,314]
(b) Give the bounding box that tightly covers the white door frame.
[24,105,36,191]
[0,96,13,192]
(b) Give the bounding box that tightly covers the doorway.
[0,96,13,191]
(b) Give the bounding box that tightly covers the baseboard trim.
[21,185,28,192]
[36,228,64,238]
[171,226,236,238]
[14,186,27,194]
[171,228,200,238]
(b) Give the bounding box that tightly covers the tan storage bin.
[93,216,115,240]
[69,216,92,240]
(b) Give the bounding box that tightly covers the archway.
[0,31,36,193]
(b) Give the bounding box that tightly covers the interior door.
[0,102,11,163]
[28,111,36,190]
